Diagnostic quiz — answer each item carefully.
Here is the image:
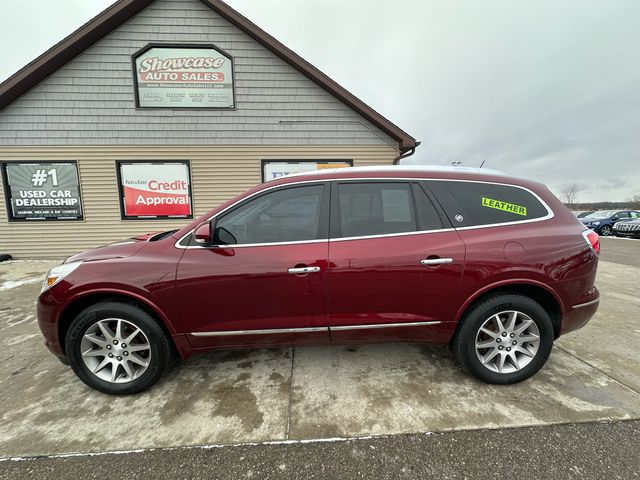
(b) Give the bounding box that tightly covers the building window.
[1,161,83,221]
[116,161,193,220]
[261,160,352,182]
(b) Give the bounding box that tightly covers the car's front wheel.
[599,225,612,236]
[452,293,554,384]
[65,301,172,395]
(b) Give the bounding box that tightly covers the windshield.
[583,211,616,220]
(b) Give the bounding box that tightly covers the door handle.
[420,258,453,266]
[288,266,321,274]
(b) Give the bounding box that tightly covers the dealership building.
[0,0,417,258]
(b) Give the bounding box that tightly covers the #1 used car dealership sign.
[117,161,193,219]
[1,162,83,221]
[133,44,235,109]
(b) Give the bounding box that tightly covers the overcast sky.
[1,0,638,202]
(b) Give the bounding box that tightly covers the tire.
[598,225,612,236]
[451,293,554,384]
[65,301,172,395]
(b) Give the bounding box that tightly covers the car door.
[176,182,331,348]
[327,180,465,344]
[616,211,631,221]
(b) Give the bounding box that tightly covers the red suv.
[37,166,600,394]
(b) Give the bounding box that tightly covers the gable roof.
[0,0,417,152]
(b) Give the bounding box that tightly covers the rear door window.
[334,182,417,238]
[427,180,549,227]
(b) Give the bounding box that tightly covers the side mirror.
[193,220,214,245]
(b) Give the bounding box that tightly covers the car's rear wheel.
[66,301,172,395]
[599,225,612,236]
[452,293,554,384]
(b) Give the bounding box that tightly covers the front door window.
[216,184,325,245]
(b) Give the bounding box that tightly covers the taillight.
[582,229,600,254]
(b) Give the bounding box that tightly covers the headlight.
[41,261,82,292]
[592,221,600,226]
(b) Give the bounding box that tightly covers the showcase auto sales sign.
[134,45,234,108]
[119,162,192,218]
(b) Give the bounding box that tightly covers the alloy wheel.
[474,310,540,374]
[80,318,151,383]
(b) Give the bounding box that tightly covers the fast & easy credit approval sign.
[117,161,192,219]
[133,44,234,108]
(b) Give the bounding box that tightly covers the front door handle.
[288,266,321,274]
[420,258,453,266]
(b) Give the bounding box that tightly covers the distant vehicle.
[575,211,594,218]
[613,218,640,238]
[580,210,640,236]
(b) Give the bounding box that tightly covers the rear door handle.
[288,266,321,274]
[420,258,453,266]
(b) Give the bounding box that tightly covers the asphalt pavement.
[1,420,638,479]
[600,236,640,268]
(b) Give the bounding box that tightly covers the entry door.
[176,182,330,348]
[327,181,465,343]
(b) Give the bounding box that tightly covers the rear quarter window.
[427,180,550,227]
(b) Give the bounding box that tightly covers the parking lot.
[0,237,639,463]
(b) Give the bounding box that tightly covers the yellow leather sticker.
[482,197,527,216]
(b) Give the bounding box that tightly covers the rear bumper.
[560,291,600,335]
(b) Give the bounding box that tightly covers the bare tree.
[627,194,640,210]
[562,184,581,207]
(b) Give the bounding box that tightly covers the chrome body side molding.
[572,298,600,309]
[189,321,442,337]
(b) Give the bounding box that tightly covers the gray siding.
[0,0,397,148]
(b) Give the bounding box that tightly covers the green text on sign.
[481,197,527,216]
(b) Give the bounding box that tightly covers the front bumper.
[37,289,66,358]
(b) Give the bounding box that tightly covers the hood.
[65,234,158,263]
[581,217,609,223]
